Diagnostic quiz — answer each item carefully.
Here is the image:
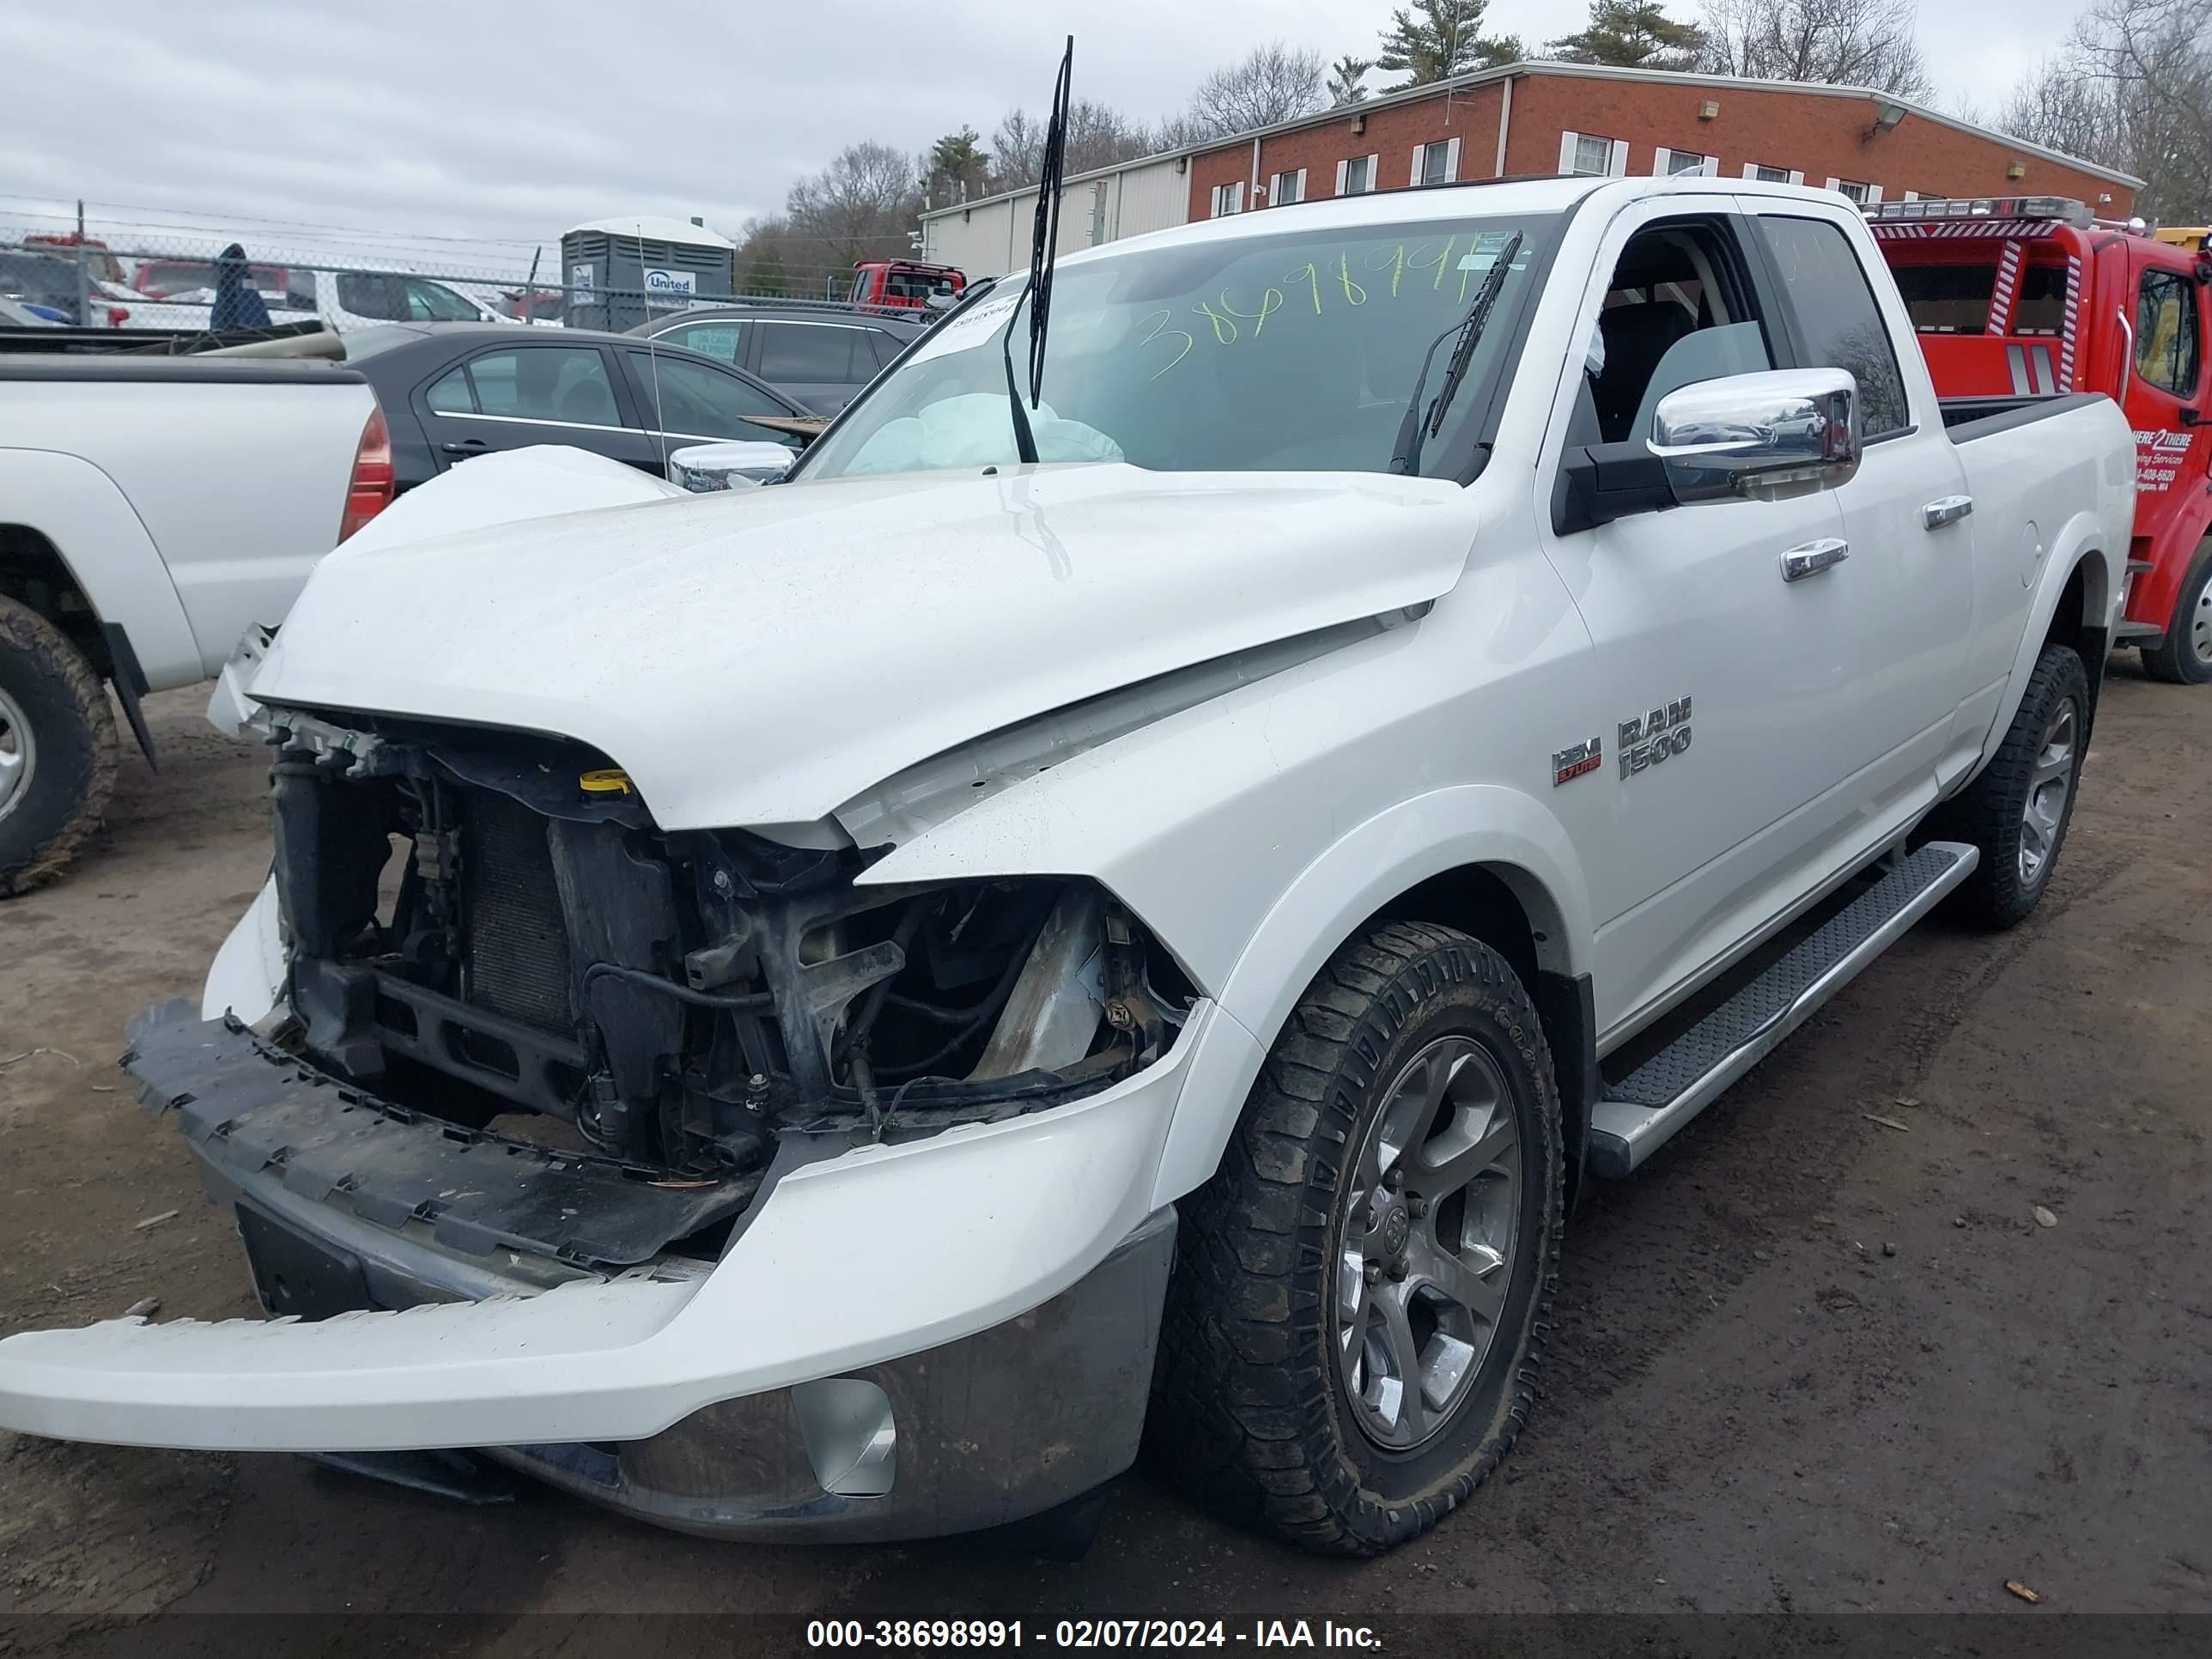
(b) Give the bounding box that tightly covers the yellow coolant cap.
[579,769,633,795]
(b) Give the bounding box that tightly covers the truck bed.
[1941,389,2105,441]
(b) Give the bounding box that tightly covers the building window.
[1653,148,1711,177]
[1210,180,1243,217]
[1412,138,1460,186]
[1559,131,1624,177]
[1825,178,1881,204]
[1335,154,1377,195]
[1270,168,1306,206]
[1746,163,1795,184]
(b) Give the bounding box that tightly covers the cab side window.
[1568,221,1776,447]
[1753,216,1911,436]
[2136,269,2203,398]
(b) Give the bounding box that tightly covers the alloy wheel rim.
[2017,696,2077,889]
[0,686,33,824]
[1334,1034,1522,1452]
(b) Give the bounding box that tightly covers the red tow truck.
[847,258,965,311]
[1871,196,2212,683]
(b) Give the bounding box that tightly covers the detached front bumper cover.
[121,1000,757,1269]
[0,999,1207,1539]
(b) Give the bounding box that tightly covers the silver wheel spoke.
[1418,1107,1516,1200]
[1416,1237,1509,1327]
[1376,1287,1427,1439]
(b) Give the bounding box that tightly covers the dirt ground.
[1,671,2206,1655]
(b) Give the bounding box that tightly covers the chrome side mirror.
[1649,368,1860,504]
[667,441,795,491]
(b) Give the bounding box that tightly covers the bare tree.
[1698,0,1933,98]
[783,141,921,271]
[1182,41,1328,136]
[988,100,1156,190]
[1328,53,1376,104]
[2072,0,2212,220]
[1994,55,2130,171]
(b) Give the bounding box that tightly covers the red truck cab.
[1872,197,2212,683]
[848,259,965,312]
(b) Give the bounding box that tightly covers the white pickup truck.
[0,178,2133,1556]
[0,355,390,893]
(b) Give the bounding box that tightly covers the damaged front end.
[219,703,1194,1270]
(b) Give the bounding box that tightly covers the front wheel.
[2142,544,2212,685]
[1149,921,1562,1555]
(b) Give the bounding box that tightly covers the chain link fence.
[0,202,880,334]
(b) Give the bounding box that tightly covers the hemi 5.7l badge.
[1552,736,1601,787]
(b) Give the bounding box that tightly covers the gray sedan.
[629,304,923,413]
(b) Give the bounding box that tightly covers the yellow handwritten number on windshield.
[1139,307,1194,379]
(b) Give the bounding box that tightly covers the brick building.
[918,62,2140,279]
[1186,62,2139,222]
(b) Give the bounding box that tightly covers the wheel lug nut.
[1363,1260,1382,1285]
[1407,1197,1428,1218]
[1385,1168,1405,1191]
[1388,1257,1409,1280]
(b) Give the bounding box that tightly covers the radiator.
[459,789,575,1033]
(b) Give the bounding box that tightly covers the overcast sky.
[2,0,2085,277]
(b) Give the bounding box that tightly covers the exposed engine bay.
[255,705,1194,1255]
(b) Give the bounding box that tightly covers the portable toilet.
[559,216,737,331]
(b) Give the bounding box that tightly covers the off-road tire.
[0,595,118,898]
[1148,921,1562,1556]
[1945,642,2089,929]
[2142,542,2212,685]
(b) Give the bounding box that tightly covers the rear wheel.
[0,596,119,898]
[2142,544,2212,685]
[1149,921,1561,1555]
[1944,642,2088,928]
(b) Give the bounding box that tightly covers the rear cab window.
[1753,216,1912,435]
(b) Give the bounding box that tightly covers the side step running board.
[2115,620,2164,644]
[1588,842,1978,1178]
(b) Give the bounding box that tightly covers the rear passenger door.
[1741,204,1981,789]
[415,342,663,474]
[750,319,884,412]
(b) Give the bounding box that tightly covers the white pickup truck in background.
[0,354,390,894]
[0,177,2133,1558]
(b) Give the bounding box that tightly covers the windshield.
[798,213,1553,482]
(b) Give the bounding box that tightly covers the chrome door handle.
[1923,495,1974,529]
[1781,538,1850,582]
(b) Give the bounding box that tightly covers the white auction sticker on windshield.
[908,291,1024,364]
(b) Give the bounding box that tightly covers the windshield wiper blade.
[1389,231,1525,477]
[1000,36,1073,466]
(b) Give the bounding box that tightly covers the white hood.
[254,461,1474,831]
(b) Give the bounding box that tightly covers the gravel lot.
[1,669,2206,1653]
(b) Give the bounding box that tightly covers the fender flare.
[1149,784,1593,1206]
[1977,509,2117,770]
[0,448,200,689]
